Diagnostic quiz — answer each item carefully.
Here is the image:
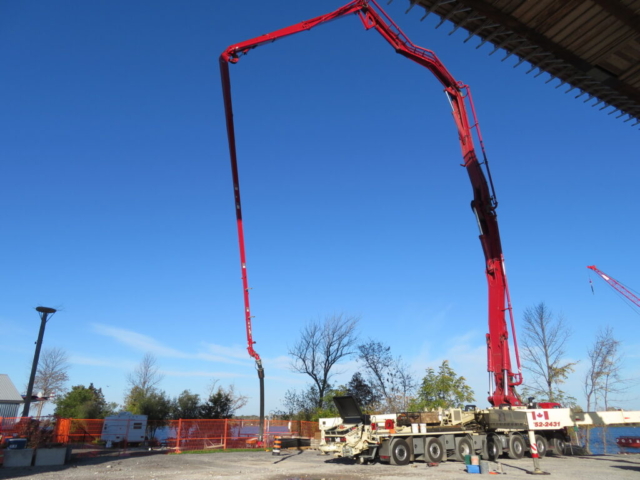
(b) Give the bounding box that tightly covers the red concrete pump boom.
[220,0,523,407]
[588,265,640,308]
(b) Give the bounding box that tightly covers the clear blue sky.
[2,0,638,416]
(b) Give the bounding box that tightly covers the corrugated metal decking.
[403,0,640,126]
[0,374,23,418]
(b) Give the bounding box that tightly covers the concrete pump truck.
[219,0,640,468]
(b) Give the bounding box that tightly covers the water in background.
[577,426,640,455]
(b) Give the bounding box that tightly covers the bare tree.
[289,313,359,408]
[584,326,624,410]
[583,326,623,452]
[358,340,416,411]
[521,302,577,403]
[358,340,394,402]
[281,387,320,421]
[32,347,70,417]
[600,331,624,411]
[391,358,418,411]
[127,353,164,396]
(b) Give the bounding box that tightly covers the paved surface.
[1,450,639,480]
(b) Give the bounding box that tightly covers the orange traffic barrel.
[272,436,281,456]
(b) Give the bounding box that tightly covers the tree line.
[30,303,627,431]
[281,306,627,422]
[32,352,247,421]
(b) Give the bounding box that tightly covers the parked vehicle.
[101,412,147,445]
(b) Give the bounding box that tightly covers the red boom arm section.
[220,0,522,406]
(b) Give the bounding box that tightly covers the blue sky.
[2,0,638,416]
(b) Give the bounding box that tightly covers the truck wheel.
[507,434,525,459]
[550,436,566,456]
[425,437,445,463]
[534,435,548,458]
[390,438,411,466]
[454,437,473,462]
[486,436,500,461]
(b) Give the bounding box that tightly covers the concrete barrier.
[35,447,69,466]
[4,448,34,467]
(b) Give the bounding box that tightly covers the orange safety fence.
[170,418,319,451]
[0,417,27,439]
[0,417,319,452]
[55,418,105,445]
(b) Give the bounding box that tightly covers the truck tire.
[390,438,411,465]
[507,434,525,459]
[486,435,500,461]
[550,436,566,456]
[454,437,473,462]
[425,437,445,463]
[534,434,548,458]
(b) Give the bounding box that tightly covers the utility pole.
[22,306,57,417]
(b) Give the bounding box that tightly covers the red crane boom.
[588,265,640,308]
[220,0,523,407]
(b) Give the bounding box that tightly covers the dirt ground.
[1,449,639,480]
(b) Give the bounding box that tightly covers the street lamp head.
[35,306,57,314]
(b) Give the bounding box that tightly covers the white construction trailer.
[101,412,148,445]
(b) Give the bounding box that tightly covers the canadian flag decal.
[531,411,549,420]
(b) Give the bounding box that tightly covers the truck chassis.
[319,396,570,464]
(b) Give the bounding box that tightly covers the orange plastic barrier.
[0,416,320,453]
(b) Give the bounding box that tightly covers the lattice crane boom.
[587,265,640,307]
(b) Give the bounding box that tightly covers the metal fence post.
[264,416,268,450]
[176,418,182,453]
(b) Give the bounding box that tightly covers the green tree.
[346,372,379,412]
[123,353,172,428]
[200,382,248,419]
[54,384,116,419]
[124,387,172,418]
[171,390,201,419]
[412,361,474,410]
[314,386,348,421]
[201,390,231,419]
[124,387,172,439]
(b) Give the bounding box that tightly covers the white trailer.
[101,412,148,445]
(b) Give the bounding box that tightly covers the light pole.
[22,306,57,417]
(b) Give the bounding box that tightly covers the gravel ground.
[1,449,639,480]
